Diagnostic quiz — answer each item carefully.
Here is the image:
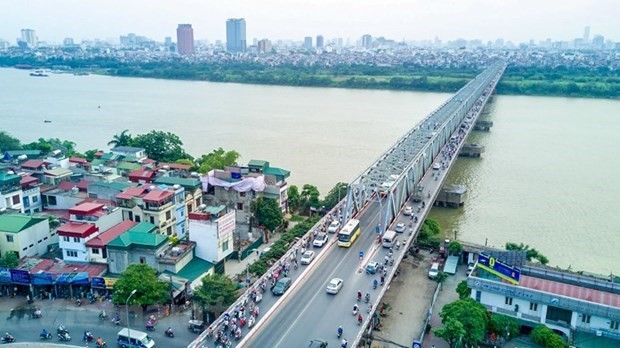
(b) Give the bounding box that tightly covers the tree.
[417,218,441,248]
[433,299,488,348]
[505,242,550,265]
[112,264,169,312]
[488,314,520,340]
[84,149,101,161]
[194,274,239,309]
[175,158,196,169]
[321,182,348,210]
[287,185,301,212]
[195,147,240,174]
[107,129,133,147]
[131,130,192,162]
[251,196,284,232]
[300,184,321,215]
[435,271,448,283]
[456,280,471,300]
[530,325,567,348]
[0,131,21,152]
[448,240,463,255]
[22,138,77,156]
[0,251,19,269]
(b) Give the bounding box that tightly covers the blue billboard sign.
[477,253,520,285]
[10,269,31,285]
[0,267,11,283]
[91,277,105,288]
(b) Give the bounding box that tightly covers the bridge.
[188,62,506,348]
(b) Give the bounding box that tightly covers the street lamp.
[126,289,137,345]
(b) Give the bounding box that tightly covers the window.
[581,314,591,324]
[12,195,20,205]
[33,196,38,203]
[239,192,246,197]
[475,290,481,302]
[505,297,513,305]
[139,257,146,264]
[92,248,100,254]
[66,250,78,257]
[530,302,538,311]
[237,202,243,210]
[63,236,70,242]
[73,237,80,243]
[6,235,14,243]
[128,211,133,221]
[135,216,141,222]
[611,321,619,330]
[150,216,155,224]
[167,226,172,235]
[222,240,229,251]
[48,195,57,206]
[166,211,171,220]
[43,237,48,240]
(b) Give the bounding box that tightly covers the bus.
[338,219,361,247]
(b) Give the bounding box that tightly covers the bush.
[530,326,567,348]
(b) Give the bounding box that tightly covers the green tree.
[448,240,463,255]
[300,184,321,215]
[456,280,471,300]
[433,316,466,348]
[287,185,301,212]
[112,264,169,312]
[0,131,21,152]
[530,325,567,348]
[251,196,284,232]
[131,130,192,162]
[84,149,101,161]
[433,299,488,348]
[321,182,348,210]
[417,218,441,248]
[0,251,19,269]
[107,129,133,147]
[505,242,550,265]
[194,274,239,309]
[195,147,240,174]
[22,138,77,156]
[435,271,448,283]
[488,314,520,340]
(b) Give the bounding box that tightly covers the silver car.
[326,278,344,294]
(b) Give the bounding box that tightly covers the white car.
[466,263,476,276]
[403,206,414,216]
[327,220,340,233]
[394,223,406,233]
[301,250,316,265]
[326,278,344,294]
[432,163,441,170]
[313,233,328,247]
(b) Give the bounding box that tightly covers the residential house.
[41,185,86,210]
[20,174,42,215]
[87,181,132,202]
[57,202,122,262]
[110,146,147,162]
[43,167,72,186]
[20,160,51,181]
[68,157,91,173]
[106,224,168,274]
[3,150,43,161]
[0,214,53,258]
[0,172,24,213]
[128,168,157,184]
[85,220,137,264]
[115,161,142,177]
[154,175,203,219]
[188,206,235,266]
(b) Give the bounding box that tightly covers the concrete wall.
[94,208,123,233]
[0,219,52,258]
[60,236,88,262]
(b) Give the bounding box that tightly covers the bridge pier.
[459,143,485,157]
[474,120,493,131]
[433,184,467,208]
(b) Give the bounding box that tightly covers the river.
[1,68,618,275]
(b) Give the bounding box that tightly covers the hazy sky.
[1,0,618,44]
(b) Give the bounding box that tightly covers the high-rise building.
[176,24,194,55]
[63,38,74,46]
[316,35,324,48]
[592,35,605,50]
[226,18,247,53]
[20,29,37,48]
[257,39,272,53]
[303,36,313,50]
[164,37,172,46]
[361,34,372,49]
[583,26,590,43]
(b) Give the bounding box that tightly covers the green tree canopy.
[448,240,463,255]
[112,264,169,310]
[530,325,567,348]
[107,129,133,147]
[456,280,471,300]
[433,299,488,348]
[287,185,301,212]
[488,314,520,340]
[84,149,102,161]
[417,218,441,248]
[321,182,348,210]
[505,242,550,265]
[23,137,77,155]
[300,184,321,215]
[0,251,19,269]
[251,196,284,232]
[131,130,192,162]
[195,147,240,174]
[0,131,21,152]
[194,273,239,307]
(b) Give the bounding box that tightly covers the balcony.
[0,186,20,195]
[144,201,173,212]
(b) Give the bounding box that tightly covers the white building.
[0,215,54,258]
[188,206,235,264]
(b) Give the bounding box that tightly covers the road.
[246,157,451,347]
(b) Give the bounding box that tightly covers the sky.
[1,0,618,44]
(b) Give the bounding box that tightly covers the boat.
[73,72,89,76]
[30,70,48,77]
[44,120,52,123]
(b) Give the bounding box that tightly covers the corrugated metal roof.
[0,215,47,233]
[520,275,620,308]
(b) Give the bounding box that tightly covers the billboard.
[10,269,31,285]
[477,253,520,285]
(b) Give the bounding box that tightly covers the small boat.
[30,70,48,77]
[44,120,52,123]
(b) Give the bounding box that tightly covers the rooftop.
[69,202,105,215]
[88,181,131,191]
[69,157,89,164]
[107,230,168,249]
[520,274,620,308]
[19,174,39,186]
[157,162,192,171]
[85,220,138,248]
[116,161,142,171]
[57,222,98,237]
[111,146,145,153]
[44,167,72,177]
[128,221,158,234]
[0,215,47,233]
[171,257,214,282]
[26,257,107,278]
[154,176,201,189]
[263,166,290,178]
[116,186,148,200]
[142,189,174,204]
[5,150,42,157]
[58,179,92,191]
[21,160,50,169]
[248,159,269,168]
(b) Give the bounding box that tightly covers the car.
[365,261,380,274]
[313,233,328,247]
[308,339,328,348]
[432,163,441,170]
[272,277,292,296]
[327,220,340,233]
[394,223,406,233]
[301,250,316,265]
[466,263,476,276]
[428,262,440,279]
[403,206,414,216]
[326,278,344,294]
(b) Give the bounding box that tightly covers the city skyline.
[0,0,618,44]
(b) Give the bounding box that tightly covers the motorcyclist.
[99,310,107,319]
[357,290,362,301]
[4,332,13,341]
[365,293,370,303]
[357,313,363,324]
[337,325,343,337]
[96,337,105,347]
[40,329,49,338]
[396,240,401,250]
[112,314,121,324]
[341,338,348,347]
[165,327,173,335]
[84,330,94,341]
[373,279,378,289]
[353,303,359,314]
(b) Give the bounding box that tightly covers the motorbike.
[58,332,71,341]
[337,328,343,338]
[357,315,363,325]
[352,305,359,316]
[364,294,370,303]
[112,316,122,326]
[146,321,155,331]
[234,328,242,340]
[1,335,15,344]
[165,328,174,338]
[32,309,42,319]
[84,331,94,342]
[76,298,82,306]
[57,325,69,335]
[40,332,53,340]
[96,340,108,348]
[373,281,377,289]
[248,316,255,328]
[99,311,107,321]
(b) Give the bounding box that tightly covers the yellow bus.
[338,219,361,247]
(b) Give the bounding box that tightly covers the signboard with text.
[10,269,31,285]
[477,253,520,285]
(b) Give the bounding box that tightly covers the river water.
[1,68,618,275]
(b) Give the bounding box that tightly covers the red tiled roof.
[57,222,98,237]
[142,189,174,203]
[58,179,92,192]
[94,151,104,158]
[69,157,88,164]
[21,160,50,169]
[116,186,148,200]
[86,220,138,248]
[520,275,620,308]
[20,175,39,186]
[157,162,192,171]
[128,168,156,183]
[69,202,104,215]
[142,158,156,165]
[80,197,116,207]
[27,258,107,277]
